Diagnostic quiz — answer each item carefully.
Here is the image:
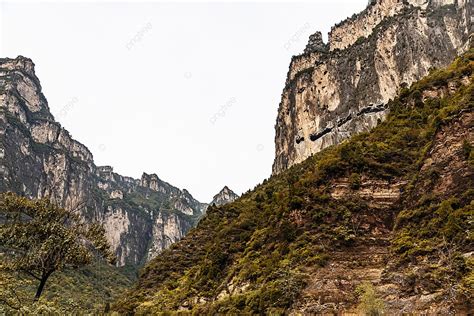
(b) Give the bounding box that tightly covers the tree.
[0,264,31,310]
[0,192,115,302]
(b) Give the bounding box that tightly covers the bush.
[349,173,361,189]
[355,282,385,316]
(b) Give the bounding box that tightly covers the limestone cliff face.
[210,186,239,206]
[0,57,207,266]
[273,0,472,174]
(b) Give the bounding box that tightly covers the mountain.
[0,57,207,267]
[210,186,239,206]
[113,48,474,314]
[273,0,471,174]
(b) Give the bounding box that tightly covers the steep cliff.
[210,186,239,206]
[114,49,474,314]
[0,57,207,266]
[273,0,472,174]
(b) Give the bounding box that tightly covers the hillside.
[114,50,474,314]
[0,260,133,313]
[40,262,133,311]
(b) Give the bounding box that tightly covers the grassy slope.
[113,50,474,314]
[41,261,134,312]
[0,260,134,314]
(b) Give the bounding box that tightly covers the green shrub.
[355,282,385,316]
[349,173,361,189]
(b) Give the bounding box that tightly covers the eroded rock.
[273,0,471,174]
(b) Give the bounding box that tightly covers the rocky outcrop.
[293,109,474,315]
[330,177,407,208]
[273,0,472,174]
[0,56,207,266]
[112,40,474,315]
[210,186,239,206]
[303,32,328,55]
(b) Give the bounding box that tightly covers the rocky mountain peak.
[303,32,328,54]
[140,172,162,191]
[0,57,207,266]
[0,55,36,75]
[273,0,471,174]
[210,186,239,206]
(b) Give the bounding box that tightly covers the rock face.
[293,109,474,315]
[0,56,207,266]
[210,186,239,206]
[303,32,328,55]
[273,0,472,174]
[112,48,474,314]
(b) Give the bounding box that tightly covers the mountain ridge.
[113,47,474,315]
[273,0,471,174]
[0,56,206,266]
[210,186,239,207]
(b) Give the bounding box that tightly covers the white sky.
[0,0,367,202]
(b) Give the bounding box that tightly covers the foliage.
[355,282,385,316]
[392,196,474,302]
[462,140,474,166]
[0,264,32,311]
[349,172,361,189]
[0,192,116,306]
[113,49,474,315]
[393,198,473,259]
[0,259,133,314]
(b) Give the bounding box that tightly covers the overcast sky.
[0,0,367,202]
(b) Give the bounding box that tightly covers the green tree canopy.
[0,192,115,303]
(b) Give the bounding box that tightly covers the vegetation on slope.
[0,193,132,313]
[114,51,474,314]
[0,260,133,313]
